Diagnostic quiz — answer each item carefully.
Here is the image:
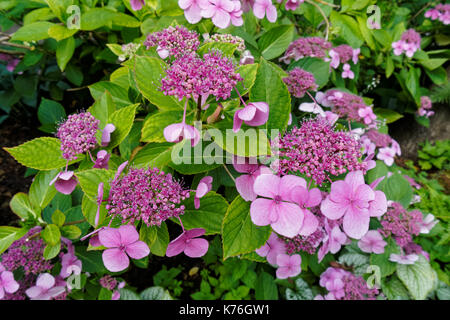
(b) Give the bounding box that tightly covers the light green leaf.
[141,111,183,143]
[222,196,271,260]
[75,169,114,201]
[48,24,78,41]
[10,193,38,220]
[42,224,61,246]
[80,8,116,31]
[61,225,82,239]
[119,288,141,300]
[258,25,295,60]
[108,104,139,149]
[373,108,403,124]
[397,255,436,300]
[139,222,169,257]
[0,227,28,255]
[44,242,61,260]
[140,287,173,300]
[255,271,278,300]
[51,209,66,227]
[11,21,54,41]
[132,142,174,169]
[89,81,131,109]
[29,169,59,209]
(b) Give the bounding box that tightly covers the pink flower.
[194,176,213,209]
[358,106,376,124]
[0,263,19,299]
[320,171,376,239]
[25,273,65,300]
[389,253,418,265]
[377,147,396,166]
[101,124,116,147]
[357,230,387,254]
[425,8,440,20]
[233,102,269,132]
[94,182,104,227]
[93,150,111,169]
[255,232,287,265]
[276,254,301,279]
[250,174,308,238]
[233,158,272,201]
[166,228,209,258]
[201,0,235,29]
[164,122,201,147]
[318,222,348,262]
[99,225,150,272]
[50,170,78,195]
[59,252,82,279]
[352,48,360,64]
[341,63,354,79]
[253,0,277,23]
[130,0,145,11]
[180,0,207,24]
[419,214,438,234]
[285,0,303,11]
[240,50,255,65]
[392,40,404,56]
[289,186,322,236]
[230,0,244,26]
[329,49,340,68]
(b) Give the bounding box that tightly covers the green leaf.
[65,64,83,86]
[98,288,113,300]
[258,25,295,60]
[373,108,403,124]
[23,8,56,25]
[169,140,222,175]
[380,173,413,208]
[75,246,107,273]
[222,195,271,260]
[38,98,66,130]
[75,169,114,201]
[249,58,291,133]
[197,42,237,57]
[80,8,116,31]
[48,24,78,41]
[89,81,131,109]
[108,104,139,149]
[370,238,400,277]
[61,225,82,239]
[51,209,66,227]
[233,63,259,97]
[338,252,370,276]
[29,169,58,209]
[289,57,331,89]
[255,271,278,300]
[42,224,61,246]
[285,278,314,300]
[44,242,61,260]
[330,11,364,47]
[140,287,173,300]
[132,143,174,169]
[382,276,410,300]
[176,192,228,235]
[88,91,116,131]
[11,21,54,41]
[56,36,75,71]
[130,56,184,111]
[425,67,448,86]
[0,227,27,255]
[397,255,436,300]
[4,137,74,170]
[141,111,183,143]
[112,12,141,28]
[139,222,169,257]
[81,194,107,227]
[10,193,38,220]
[418,58,447,71]
[119,288,141,300]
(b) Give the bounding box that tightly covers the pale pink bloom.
[252,0,277,23]
[352,48,360,64]
[201,0,235,29]
[240,50,255,65]
[439,13,450,25]
[255,232,287,265]
[99,225,150,272]
[25,273,65,300]
[130,0,145,11]
[341,63,354,79]
[59,252,82,279]
[322,111,339,125]
[112,282,126,300]
[289,185,322,236]
[392,40,405,56]
[93,150,111,169]
[94,182,104,227]
[276,254,301,279]
[194,176,213,209]
[377,147,396,166]
[389,253,418,265]
[0,263,19,299]
[250,174,309,238]
[403,42,416,58]
[358,230,387,254]
[101,123,116,147]
[230,0,244,26]
[391,139,401,156]
[233,102,269,132]
[419,214,438,234]
[361,136,376,155]
[233,158,272,201]
[166,228,209,258]
[285,0,303,11]
[164,122,201,147]
[288,113,293,125]
[50,170,78,195]
[180,0,207,24]
[318,223,347,262]
[358,106,376,124]
[320,171,376,239]
[425,9,440,20]
[329,49,340,68]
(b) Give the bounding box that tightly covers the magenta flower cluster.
[283,68,318,98]
[56,111,99,161]
[144,25,200,59]
[364,129,392,148]
[425,4,450,25]
[276,118,366,185]
[322,90,375,124]
[280,37,332,64]
[392,29,421,58]
[379,202,422,248]
[161,51,242,101]
[106,167,190,226]
[317,267,379,300]
[418,96,434,118]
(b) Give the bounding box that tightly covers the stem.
[177,216,185,232]
[196,95,202,121]
[306,0,330,40]
[182,99,188,123]
[348,120,352,131]
[313,0,340,8]
[63,218,87,226]
[222,164,236,182]
[410,2,432,21]
[306,91,318,107]
[234,87,247,107]
[87,150,95,163]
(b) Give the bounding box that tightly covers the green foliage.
[418,140,450,171]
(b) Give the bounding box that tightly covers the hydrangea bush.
[0,0,449,300]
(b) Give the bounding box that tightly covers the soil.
[0,118,40,226]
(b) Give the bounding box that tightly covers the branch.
[306,0,331,40]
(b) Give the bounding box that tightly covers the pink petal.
[342,207,370,239]
[235,174,257,201]
[233,110,244,132]
[306,188,322,207]
[166,235,187,257]
[320,197,347,220]
[102,248,130,272]
[329,180,350,203]
[1,271,19,293]
[250,198,274,226]
[185,228,206,238]
[297,209,318,237]
[255,243,270,257]
[265,4,277,22]
[101,123,116,147]
[25,286,43,299]
[36,273,55,290]
[212,9,231,29]
[253,174,280,198]
[98,228,122,248]
[354,184,375,203]
[279,175,307,200]
[270,202,303,238]
[178,0,193,10]
[196,182,210,199]
[118,225,140,246]
[125,241,150,259]
[184,238,209,257]
[289,186,309,207]
[252,3,266,19]
[344,171,365,193]
[54,177,78,195]
[163,123,184,143]
[368,190,387,217]
[276,253,291,267]
[238,105,257,121]
[276,266,292,279]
